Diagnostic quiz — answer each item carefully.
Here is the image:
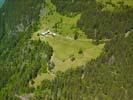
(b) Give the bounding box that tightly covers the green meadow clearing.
[30,0,105,87]
[46,36,104,72]
[31,34,104,87]
[39,0,86,39]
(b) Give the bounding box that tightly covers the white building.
[41,30,50,36]
[40,30,56,36]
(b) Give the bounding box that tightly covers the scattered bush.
[71,56,76,61]
[74,31,79,40]
[37,33,40,36]
[78,49,83,54]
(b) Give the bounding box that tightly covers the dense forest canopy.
[0,0,53,99]
[0,0,5,8]
[52,0,133,39]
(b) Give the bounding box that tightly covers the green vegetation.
[30,0,104,87]
[96,0,133,11]
[52,0,133,39]
[0,0,5,8]
[0,0,53,99]
[32,0,133,99]
[45,35,104,70]
[0,0,133,100]
[97,0,133,7]
[33,32,133,100]
[40,0,87,38]
[44,35,103,60]
[31,32,104,87]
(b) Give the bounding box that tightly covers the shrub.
[78,49,83,54]
[74,32,79,40]
[37,33,40,36]
[71,56,76,61]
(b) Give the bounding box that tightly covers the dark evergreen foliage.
[51,0,133,39]
[0,0,53,99]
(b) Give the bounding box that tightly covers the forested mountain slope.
[0,0,132,100]
[0,0,53,99]
[0,0,4,8]
[52,0,133,39]
[32,0,133,99]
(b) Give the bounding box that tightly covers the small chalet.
[41,30,50,36]
[40,30,56,36]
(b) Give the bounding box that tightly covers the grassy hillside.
[45,35,104,73]
[30,0,105,87]
[31,0,133,99]
[0,0,104,99]
[39,0,86,38]
[31,34,104,86]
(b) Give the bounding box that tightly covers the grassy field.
[44,35,103,60]
[30,0,105,87]
[31,34,104,87]
[45,35,104,73]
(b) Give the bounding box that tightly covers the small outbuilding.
[40,30,56,36]
[41,30,50,36]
